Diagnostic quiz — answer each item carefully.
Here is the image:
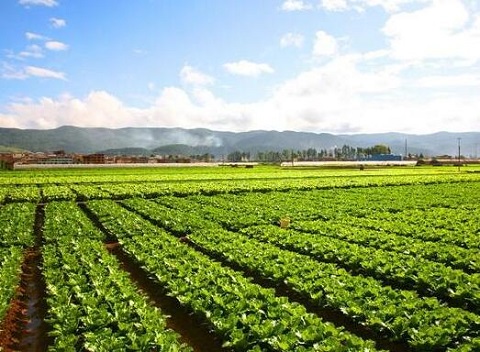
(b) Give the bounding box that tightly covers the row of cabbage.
[0,166,463,185]
[1,173,479,204]
[177,181,480,230]
[292,219,480,272]
[119,197,480,351]
[87,199,381,351]
[42,201,190,351]
[0,203,36,325]
[172,182,480,251]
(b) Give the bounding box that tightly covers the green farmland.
[0,165,479,351]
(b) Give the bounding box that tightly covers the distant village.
[0,144,471,170]
[0,150,207,169]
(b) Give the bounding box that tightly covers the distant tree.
[370,144,391,155]
[306,148,317,160]
[255,151,265,162]
[227,151,243,162]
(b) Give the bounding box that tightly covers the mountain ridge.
[0,126,478,157]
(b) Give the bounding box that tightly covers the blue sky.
[1,0,479,133]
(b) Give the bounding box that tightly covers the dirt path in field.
[0,286,24,350]
[106,242,226,352]
[79,203,226,352]
[0,204,50,352]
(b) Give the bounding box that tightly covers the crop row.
[1,173,479,204]
[149,182,479,251]
[0,203,36,247]
[88,199,380,351]
[0,203,36,324]
[338,212,479,250]
[177,188,479,267]
[0,167,474,186]
[292,219,480,272]
[0,247,24,324]
[169,183,479,263]
[241,225,480,313]
[121,197,480,351]
[42,201,190,351]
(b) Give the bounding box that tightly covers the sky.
[0,0,479,134]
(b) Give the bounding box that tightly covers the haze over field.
[1,0,479,134]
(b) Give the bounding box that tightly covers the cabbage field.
[0,166,479,351]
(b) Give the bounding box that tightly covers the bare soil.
[0,248,50,352]
[106,242,226,352]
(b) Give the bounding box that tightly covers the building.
[83,153,105,164]
[38,156,74,164]
[366,154,402,161]
[0,153,14,169]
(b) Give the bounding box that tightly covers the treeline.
[0,159,14,170]
[227,144,392,162]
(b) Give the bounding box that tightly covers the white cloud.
[320,0,348,12]
[383,0,480,61]
[362,49,390,60]
[0,114,19,128]
[319,0,432,13]
[180,65,214,86]
[360,0,432,13]
[25,66,66,80]
[224,60,274,77]
[20,44,44,58]
[25,32,48,41]
[50,17,66,28]
[0,55,416,133]
[313,31,338,57]
[147,82,156,91]
[1,63,28,79]
[45,41,69,51]
[416,74,480,87]
[133,49,148,56]
[2,91,134,129]
[281,0,313,11]
[148,87,248,130]
[280,32,305,47]
[19,0,58,7]
[2,64,66,80]
[2,60,478,133]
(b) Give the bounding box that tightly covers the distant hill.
[0,126,478,157]
[0,145,26,153]
[152,144,219,156]
[97,147,152,156]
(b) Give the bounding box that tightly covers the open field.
[0,165,479,351]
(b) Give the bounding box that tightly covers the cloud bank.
[2,54,478,133]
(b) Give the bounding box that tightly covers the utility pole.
[404,138,408,160]
[457,138,461,172]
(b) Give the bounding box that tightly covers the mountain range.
[0,126,478,157]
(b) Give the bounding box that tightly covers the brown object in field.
[279,217,290,229]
